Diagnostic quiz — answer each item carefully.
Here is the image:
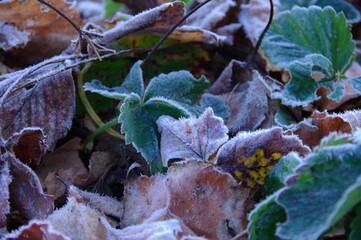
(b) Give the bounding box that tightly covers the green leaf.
[248,194,286,240]
[347,204,361,240]
[83,60,144,100]
[276,143,361,240]
[348,77,361,93]
[104,0,124,18]
[318,132,353,149]
[272,54,344,107]
[199,93,230,119]
[279,0,361,23]
[144,101,189,121]
[119,94,162,173]
[263,152,302,196]
[144,71,210,104]
[275,106,300,129]
[262,6,355,72]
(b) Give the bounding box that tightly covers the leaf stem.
[83,117,119,145]
[76,64,125,141]
[141,0,212,69]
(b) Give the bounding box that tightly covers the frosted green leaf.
[272,54,343,107]
[83,60,144,100]
[263,152,302,196]
[119,94,162,173]
[348,204,361,240]
[275,106,300,129]
[262,6,355,72]
[276,143,361,240]
[199,93,230,119]
[248,194,286,240]
[144,70,210,104]
[279,0,361,23]
[348,77,361,93]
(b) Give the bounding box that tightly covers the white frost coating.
[157,108,229,165]
[77,1,104,22]
[0,21,30,51]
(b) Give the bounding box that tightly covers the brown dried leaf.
[157,108,229,165]
[122,160,251,239]
[8,153,54,219]
[289,110,361,147]
[0,70,75,151]
[36,138,89,199]
[46,197,107,240]
[4,220,69,240]
[216,127,310,187]
[5,127,47,166]
[0,155,11,228]
[208,60,283,133]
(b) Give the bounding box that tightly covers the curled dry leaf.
[288,110,361,148]
[4,220,69,240]
[5,127,47,166]
[208,60,283,133]
[0,69,75,152]
[157,108,229,165]
[8,153,54,220]
[216,127,310,187]
[122,160,251,239]
[0,155,11,228]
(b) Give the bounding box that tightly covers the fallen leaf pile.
[1,0,361,239]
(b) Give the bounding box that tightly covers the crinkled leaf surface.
[262,6,355,72]
[279,0,361,23]
[272,54,343,107]
[248,194,286,240]
[157,108,229,166]
[0,155,10,228]
[83,60,144,100]
[216,127,310,187]
[276,143,361,240]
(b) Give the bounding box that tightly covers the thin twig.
[231,230,247,240]
[246,0,274,68]
[141,0,213,68]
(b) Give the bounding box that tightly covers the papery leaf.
[0,155,11,228]
[248,195,286,240]
[46,197,107,240]
[279,0,361,23]
[0,69,75,151]
[0,21,29,51]
[4,221,69,240]
[119,94,162,173]
[144,70,210,105]
[263,152,303,196]
[262,6,355,72]
[216,127,310,187]
[271,54,343,107]
[276,143,361,240]
[83,60,143,100]
[347,204,361,240]
[8,154,54,219]
[157,108,229,166]
[5,128,47,166]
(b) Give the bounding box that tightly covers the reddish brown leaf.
[5,128,47,166]
[0,70,75,151]
[0,155,11,228]
[289,110,361,147]
[216,127,310,187]
[5,221,68,240]
[8,154,54,220]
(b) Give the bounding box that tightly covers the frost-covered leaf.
[0,155,11,228]
[0,21,29,51]
[4,221,69,240]
[216,127,310,187]
[119,94,162,173]
[8,153,54,220]
[209,60,282,132]
[263,152,303,196]
[289,110,361,147]
[248,194,286,240]
[199,93,230,120]
[0,69,75,151]
[262,6,355,72]
[157,108,228,166]
[5,128,47,166]
[271,54,343,107]
[347,204,361,240]
[279,0,361,23]
[144,70,210,105]
[276,143,361,240]
[83,60,144,100]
